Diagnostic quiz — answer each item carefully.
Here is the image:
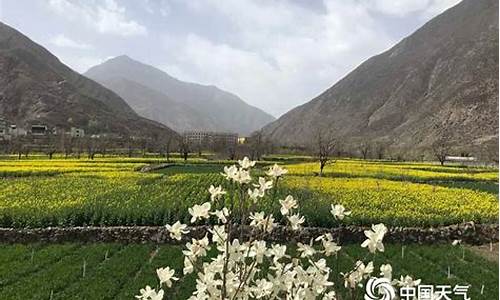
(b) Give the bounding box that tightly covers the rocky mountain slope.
[0,22,177,138]
[85,55,275,135]
[262,0,498,157]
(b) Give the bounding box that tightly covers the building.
[0,117,7,137]
[183,131,238,146]
[30,124,48,135]
[70,127,85,138]
[9,125,27,137]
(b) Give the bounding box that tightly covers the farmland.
[0,242,497,300]
[0,156,497,299]
[0,157,497,228]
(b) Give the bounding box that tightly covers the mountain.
[262,0,498,157]
[84,55,275,135]
[0,22,177,138]
[97,77,211,132]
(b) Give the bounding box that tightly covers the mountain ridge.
[0,21,177,138]
[262,0,498,157]
[85,56,275,135]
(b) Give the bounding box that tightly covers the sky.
[0,0,461,117]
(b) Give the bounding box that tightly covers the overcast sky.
[0,0,461,117]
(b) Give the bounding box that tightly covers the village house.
[70,127,85,138]
[183,131,238,146]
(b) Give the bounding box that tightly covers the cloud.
[50,34,93,50]
[421,0,461,19]
[161,0,395,116]
[368,0,431,16]
[47,0,147,37]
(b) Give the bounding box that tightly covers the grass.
[0,157,497,228]
[0,242,496,299]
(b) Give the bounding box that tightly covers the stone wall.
[0,222,497,245]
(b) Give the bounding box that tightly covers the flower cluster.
[139,158,419,300]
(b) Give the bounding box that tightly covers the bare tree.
[179,136,191,162]
[248,130,270,161]
[313,129,336,176]
[86,137,96,160]
[432,138,451,166]
[359,142,370,160]
[164,134,175,162]
[45,132,57,159]
[374,142,386,160]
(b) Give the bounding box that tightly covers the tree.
[374,142,386,160]
[313,129,336,176]
[179,136,191,162]
[164,134,175,162]
[359,142,370,160]
[45,132,57,159]
[85,137,96,160]
[248,130,271,161]
[432,138,451,166]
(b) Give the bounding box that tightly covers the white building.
[9,125,27,137]
[70,127,85,138]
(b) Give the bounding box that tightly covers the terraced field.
[0,157,497,227]
[0,243,496,299]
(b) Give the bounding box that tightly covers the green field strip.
[0,243,80,288]
[410,246,498,299]
[52,244,154,300]
[116,245,188,299]
[50,244,124,299]
[0,244,116,299]
[0,243,42,265]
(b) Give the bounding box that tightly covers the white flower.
[183,235,210,258]
[287,213,305,231]
[210,225,227,245]
[361,223,387,253]
[183,256,194,275]
[208,185,226,202]
[165,221,189,241]
[254,177,273,192]
[249,212,266,227]
[249,212,276,233]
[252,279,273,298]
[248,188,265,201]
[250,240,267,263]
[452,239,462,246]
[157,267,178,288]
[344,270,362,288]
[150,290,164,300]
[393,275,421,287]
[211,208,230,223]
[380,264,393,279]
[356,261,374,278]
[221,165,238,180]
[188,202,211,223]
[323,291,337,300]
[135,286,163,300]
[330,204,351,220]
[238,156,256,169]
[266,164,288,178]
[316,234,342,257]
[234,168,252,184]
[297,242,316,257]
[267,244,288,262]
[279,195,298,215]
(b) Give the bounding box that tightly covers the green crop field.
[0,157,497,228]
[0,243,496,299]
